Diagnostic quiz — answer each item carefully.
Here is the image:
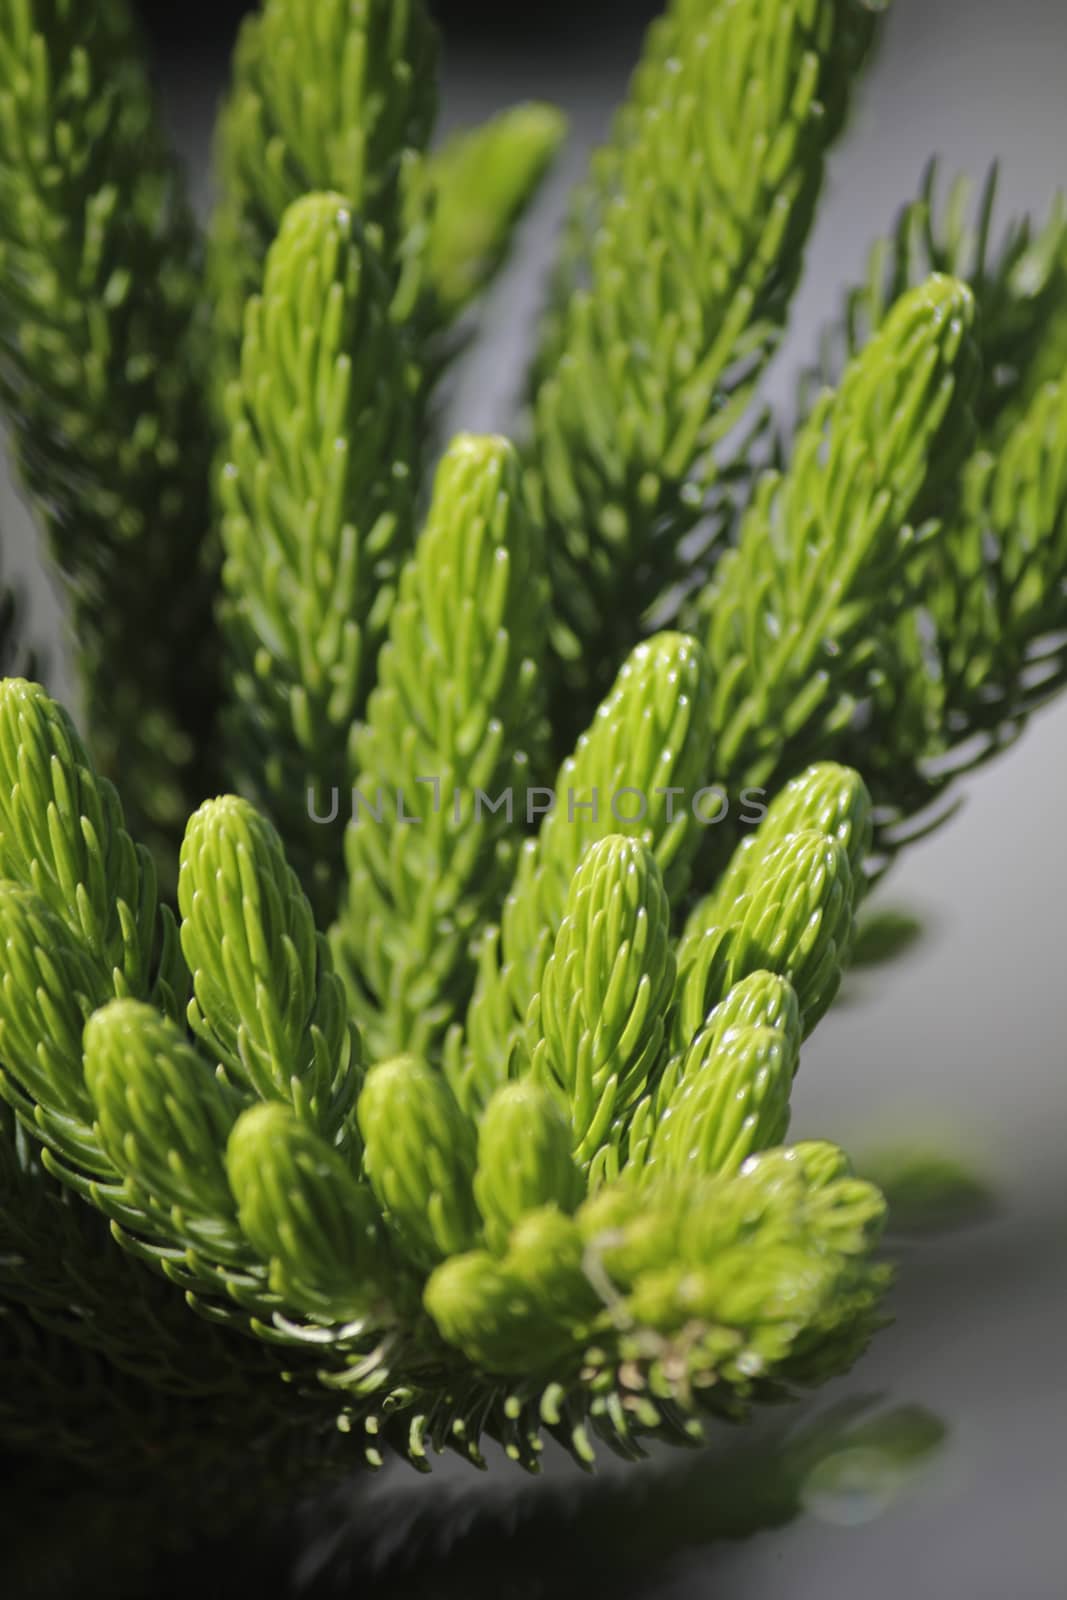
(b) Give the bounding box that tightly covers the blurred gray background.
[3,1,1066,1594]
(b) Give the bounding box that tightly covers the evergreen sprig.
[456,630,712,1113]
[796,167,1067,856]
[3,0,1067,1576]
[178,795,363,1149]
[842,372,1067,857]
[333,433,548,1059]
[528,0,878,736]
[695,273,978,803]
[208,0,440,394]
[209,0,564,397]
[799,163,1067,436]
[0,677,887,1481]
[220,192,417,902]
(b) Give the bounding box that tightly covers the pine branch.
[621,762,868,1185]
[358,1056,480,1272]
[227,1100,396,1323]
[793,170,1067,859]
[454,631,713,1115]
[693,275,978,819]
[220,192,417,904]
[426,1142,887,1391]
[0,678,179,1008]
[14,0,1067,1537]
[799,163,1067,439]
[208,0,440,400]
[0,685,261,1309]
[937,380,1067,726]
[527,0,881,743]
[840,374,1067,859]
[0,674,888,1472]
[0,0,219,861]
[677,828,856,1038]
[695,760,872,930]
[179,795,363,1150]
[527,836,676,1172]
[473,1081,582,1258]
[644,1001,796,1182]
[332,434,549,1059]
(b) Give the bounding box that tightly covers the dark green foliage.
[0,0,219,855]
